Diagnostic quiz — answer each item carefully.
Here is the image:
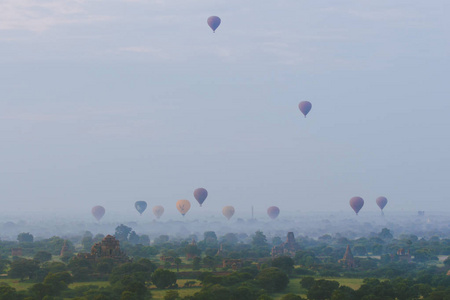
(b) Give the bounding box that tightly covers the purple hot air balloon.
[267,206,280,219]
[207,16,221,33]
[376,197,388,211]
[349,197,364,215]
[298,101,312,118]
[194,188,208,207]
[92,206,105,221]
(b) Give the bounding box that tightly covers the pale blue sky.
[0,0,449,216]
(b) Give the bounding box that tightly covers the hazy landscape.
[1,0,449,299]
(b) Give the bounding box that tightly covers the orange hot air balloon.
[222,206,235,220]
[152,205,164,219]
[176,200,191,216]
[92,206,105,221]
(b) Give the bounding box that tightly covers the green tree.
[174,258,182,272]
[0,285,19,300]
[331,286,356,300]
[115,224,132,242]
[300,277,315,290]
[109,260,156,285]
[379,228,393,240]
[192,257,201,270]
[203,256,216,271]
[164,290,181,300]
[8,258,40,281]
[185,244,201,259]
[154,235,169,245]
[43,271,73,295]
[81,233,93,252]
[151,269,177,289]
[444,256,450,267]
[17,232,33,243]
[34,251,52,263]
[272,256,295,275]
[67,257,94,281]
[0,260,10,274]
[128,231,140,245]
[29,283,52,300]
[307,279,339,300]
[256,267,289,293]
[139,235,150,246]
[252,231,268,248]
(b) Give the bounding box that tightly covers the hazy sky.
[0,0,449,217]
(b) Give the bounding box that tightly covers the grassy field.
[323,277,365,290]
[0,278,35,291]
[69,281,111,289]
[272,280,308,299]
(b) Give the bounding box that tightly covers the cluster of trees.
[299,276,450,300]
[0,226,449,299]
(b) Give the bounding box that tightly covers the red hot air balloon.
[298,101,312,117]
[376,197,388,214]
[92,206,105,221]
[194,188,208,207]
[349,197,364,215]
[267,206,280,219]
[207,16,221,33]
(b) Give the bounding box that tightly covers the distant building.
[185,239,198,260]
[271,232,299,258]
[222,259,243,270]
[11,248,22,257]
[77,235,129,263]
[396,248,411,262]
[60,240,71,257]
[339,245,356,268]
[216,244,225,258]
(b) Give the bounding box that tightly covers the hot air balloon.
[194,188,208,207]
[349,197,364,215]
[207,16,221,33]
[135,201,147,215]
[376,197,388,215]
[267,206,280,219]
[92,206,105,221]
[222,206,235,220]
[153,205,164,219]
[176,200,191,216]
[298,101,312,117]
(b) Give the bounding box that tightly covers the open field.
[273,280,307,299]
[0,278,35,291]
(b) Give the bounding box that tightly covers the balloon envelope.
[135,201,147,215]
[92,206,105,221]
[376,197,388,210]
[152,205,164,219]
[176,200,191,216]
[298,101,312,117]
[267,206,280,219]
[194,188,208,207]
[222,206,235,220]
[349,197,364,215]
[207,16,221,32]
